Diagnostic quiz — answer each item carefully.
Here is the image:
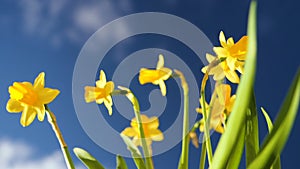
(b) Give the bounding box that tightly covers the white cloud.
[18,1,134,47]
[0,138,85,169]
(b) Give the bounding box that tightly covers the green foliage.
[73,147,105,169]
[211,1,257,168]
[116,155,128,169]
[248,68,300,169]
[120,134,146,169]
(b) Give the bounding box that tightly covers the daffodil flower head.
[196,84,236,134]
[139,54,172,96]
[213,31,248,73]
[6,72,60,127]
[201,54,240,83]
[85,70,114,115]
[122,114,164,147]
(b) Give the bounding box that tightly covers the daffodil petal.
[219,31,227,47]
[33,72,45,89]
[84,86,97,103]
[226,57,237,71]
[147,117,159,129]
[122,127,137,137]
[38,88,60,104]
[158,81,167,96]
[206,53,216,63]
[227,37,234,46]
[104,97,113,115]
[6,99,23,113]
[20,106,37,127]
[96,70,107,88]
[225,70,240,83]
[150,129,164,141]
[36,104,46,121]
[156,54,165,69]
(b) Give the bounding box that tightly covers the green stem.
[199,138,207,169]
[200,92,213,165]
[45,105,75,169]
[174,70,189,169]
[117,88,153,169]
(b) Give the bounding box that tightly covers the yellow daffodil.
[201,54,240,83]
[196,84,236,133]
[139,54,172,96]
[214,31,248,73]
[85,70,114,115]
[201,31,248,83]
[6,72,60,127]
[122,114,164,147]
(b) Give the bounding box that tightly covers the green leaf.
[245,92,259,165]
[260,107,281,169]
[211,1,257,168]
[120,134,146,169]
[248,68,300,169]
[225,123,245,169]
[73,147,105,169]
[116,155,128,169]
[261,107,273,132]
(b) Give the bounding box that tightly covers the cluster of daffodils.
[5,4,300,168]
[5,31,248,169]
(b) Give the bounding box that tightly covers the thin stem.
[200,72,213,166]
[199,138,207,169]
[117,87,154,169]
[174,70,189,169]
[45,105,75,169]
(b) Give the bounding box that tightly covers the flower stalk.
[45,105,75,169]
[174,70,189,169]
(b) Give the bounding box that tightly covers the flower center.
[9,82,38,105]
[94,87,107,99]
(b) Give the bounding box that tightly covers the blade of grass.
[211,1,257,168]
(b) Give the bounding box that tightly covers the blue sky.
[0,0,299,169]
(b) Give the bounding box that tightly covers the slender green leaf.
[120,134,146,169]
[116,155,128,169]
[73,147,105,169]
[211,1,257,168]
[245,92,259,165]
[261,107,282,169]
[248,68,300,169]
[261,107,273,131]
[226,123,245,169]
